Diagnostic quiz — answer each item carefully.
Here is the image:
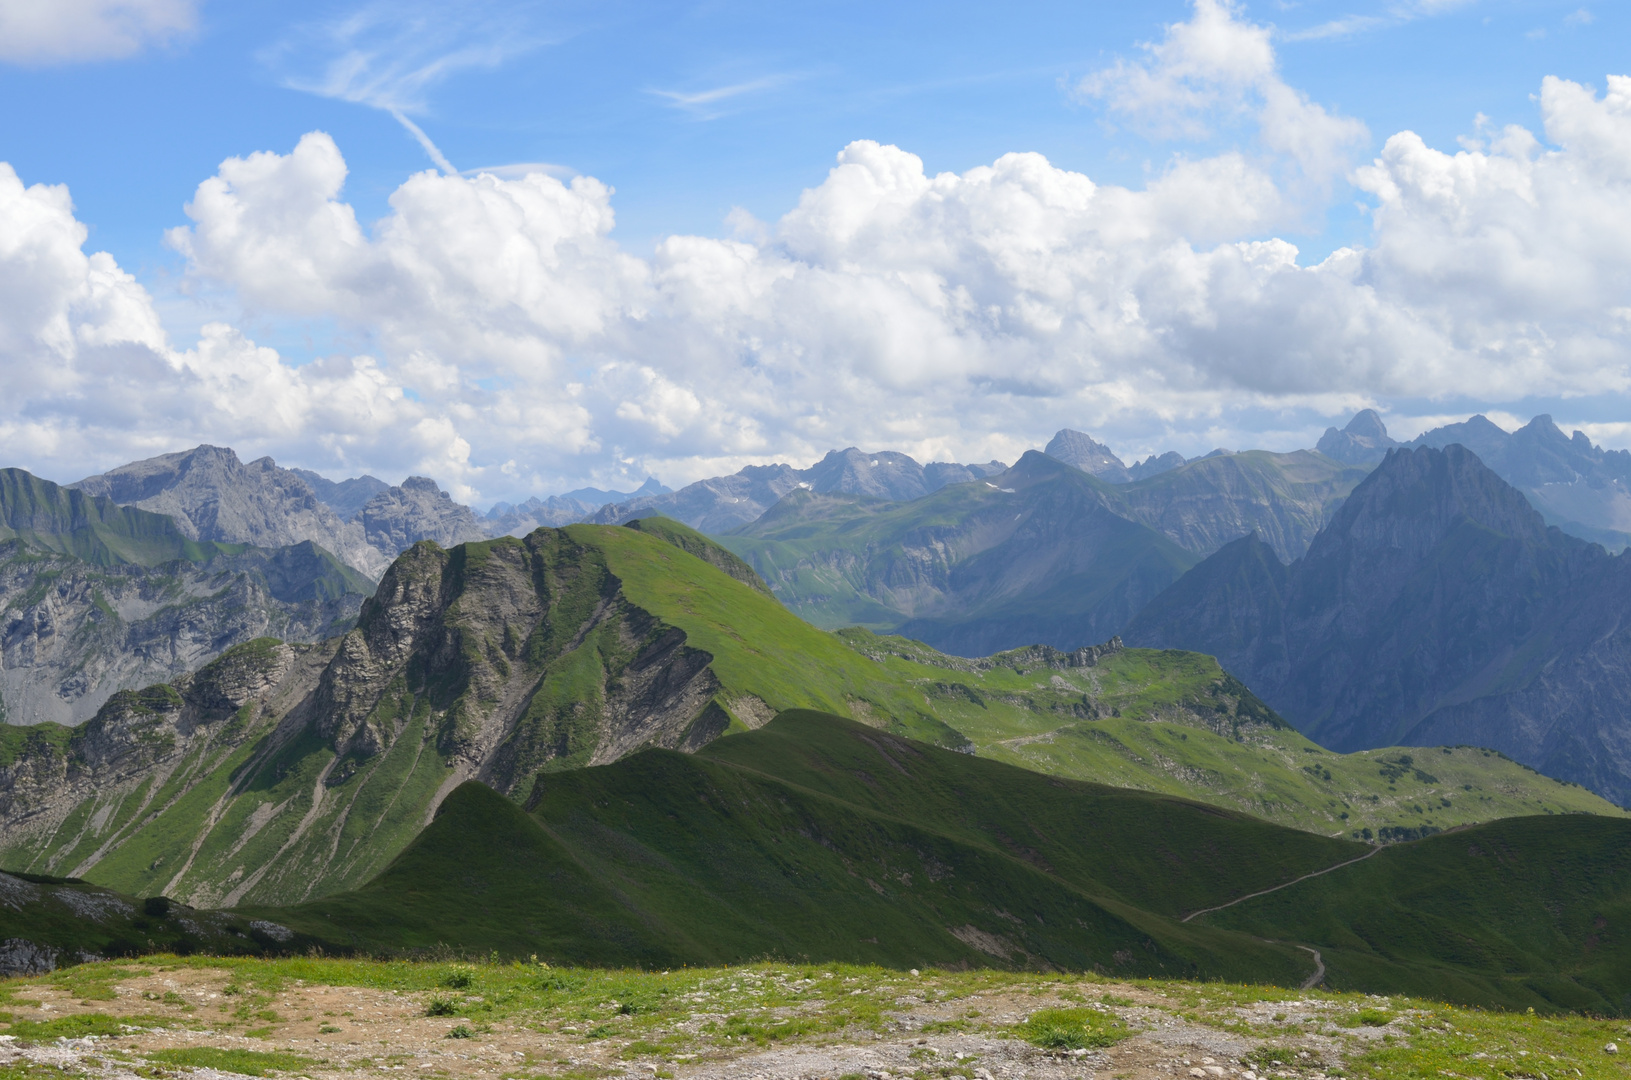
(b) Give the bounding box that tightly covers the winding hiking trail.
[1179,847,1381,991]
[1297,946,1326,989]
[1181,844,1381,923]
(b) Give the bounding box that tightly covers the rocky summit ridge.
[74,448,490,580]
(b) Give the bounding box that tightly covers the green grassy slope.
[1201,814,1631,1013]
[260,711,1331,980]
[0,467,234,567]
[816,629,1624,838]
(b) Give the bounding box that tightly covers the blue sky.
[1,0,1628,501]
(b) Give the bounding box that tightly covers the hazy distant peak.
[1044,429,1129,482]
[1344,408,1389,440]
[1316,409,1399,465]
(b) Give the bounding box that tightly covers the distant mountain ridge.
[725,451,1200,655]
[73,447,490,579]
[484,477,670,536]
[1126,444,1631,805]
[724,447,1368,653]
[1044,429,1189,483]
[584,448,1008,533]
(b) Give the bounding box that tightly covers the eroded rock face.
[357,478,487,556]
[0,529,739,908]
[0,544,364,727]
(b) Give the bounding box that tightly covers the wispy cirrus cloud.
[264,1,546,171]
[1285,0,1478,42]
[649,75,794,118]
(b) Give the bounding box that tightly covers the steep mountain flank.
[0,542,367,726]
[0,469,370,726]
[1104,450,1369,561]
[75,448,503,578]
[725,451,1198,655]
[0,523,990,906]
[1126,445,1631,804]
[586,448,1007,533]
[1205,813,1631,1011]
[1411,413,1631,551]
[72,446,390,578]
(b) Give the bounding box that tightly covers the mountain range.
[72,446,488,580]
[1127,444,1631,804]
[1318,410,1631,551]
[721,448,1368,654]
[3,515,1615,919]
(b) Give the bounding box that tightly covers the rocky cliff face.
[0,526,772,907]
[0,542,366,726]
[75,450,503,579]
[1316,409,1398,465]
[290,470,390,520]
[0,468,370,726]
[1126,445,1631,805]
[1105,450,1369,562]
[1410,413,1631,551]
[356,477,488,554]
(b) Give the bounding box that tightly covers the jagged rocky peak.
[71,445,392,579]
[802,448,934,501]
[1044,429,1129,482]
[1315,409,1400,465]
[1128,451,1186,481]
[1315,444,1551,564]
[357,476,488,554]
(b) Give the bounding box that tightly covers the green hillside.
[0,869,269,961]
[0,467,234,566]
[258,711,1339,980]
[1203,813,1631,1013]
[244,712,1631,1012]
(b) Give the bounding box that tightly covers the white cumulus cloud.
[1079,0,1368,189]
[0,0,197,64]
[4,0,1631,501]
